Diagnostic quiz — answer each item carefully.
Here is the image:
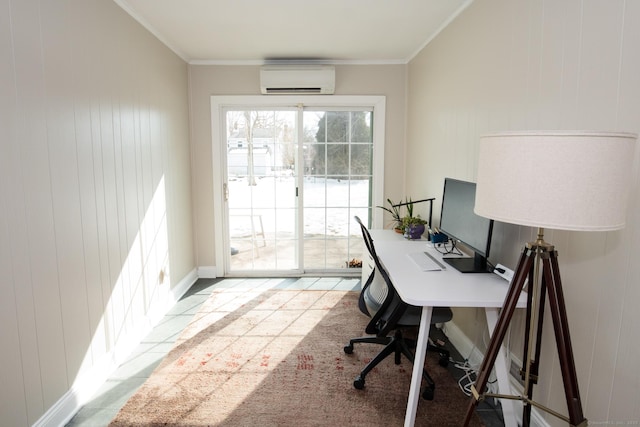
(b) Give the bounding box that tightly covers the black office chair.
[344,216,453,400]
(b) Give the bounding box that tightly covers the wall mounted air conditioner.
[260,65,335,94]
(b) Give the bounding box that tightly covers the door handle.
[223,183,229,201]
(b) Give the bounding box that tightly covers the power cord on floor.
[450,356,498,397]
[438,324,501,399]
[452,358,479,397]
[447,356,504,427]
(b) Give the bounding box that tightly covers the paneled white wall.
[0,0,193,425]
[407,0,640,424]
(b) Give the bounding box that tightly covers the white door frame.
[211,95,386,277]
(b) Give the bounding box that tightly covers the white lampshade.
[474,131,637,231]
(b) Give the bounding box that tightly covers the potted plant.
[378,197,429,239]
[402,215,428,240]
[377,198,404,232]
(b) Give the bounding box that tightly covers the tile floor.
[65,276,505,426]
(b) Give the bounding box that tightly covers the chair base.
[344,329,448,400]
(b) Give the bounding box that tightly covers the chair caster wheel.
[422,387,434,400]
[353,376,365,390]
[438,355,449,367]
[343,344,354,354]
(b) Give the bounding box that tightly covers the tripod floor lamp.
[462,131,637,426]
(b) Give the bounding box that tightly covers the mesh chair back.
[354,216,409,336]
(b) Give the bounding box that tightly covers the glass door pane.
[302,110,373,271]
[225,109,299,272]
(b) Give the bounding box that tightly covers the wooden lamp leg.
[463,245,587,427]
[542,251,586,425]
[462,247,534,426]
[522,264,545,427]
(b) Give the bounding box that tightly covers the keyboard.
[407,251,446,271]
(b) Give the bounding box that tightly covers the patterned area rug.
[110,288,483,426]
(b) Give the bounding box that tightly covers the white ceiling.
[114,0,473,64]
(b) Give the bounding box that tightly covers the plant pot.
[404,224,425,240]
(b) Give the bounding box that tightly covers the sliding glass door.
[212,96,385,276]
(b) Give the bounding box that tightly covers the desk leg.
[485,308,518,427]
[404,306,433,427]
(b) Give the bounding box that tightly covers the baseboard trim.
[34,268,199,427]
[444,320,550,427]
[197,266,218,279]
[443,320,485,366]
[172,268,199,300]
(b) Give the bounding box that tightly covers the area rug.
[110,288,483,426]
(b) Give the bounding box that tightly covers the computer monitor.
[439,178,494,273]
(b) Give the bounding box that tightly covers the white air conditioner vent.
[260,65,335,95]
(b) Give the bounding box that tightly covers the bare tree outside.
[228,110,297,184]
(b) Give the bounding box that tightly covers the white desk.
[370,230,526,427]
